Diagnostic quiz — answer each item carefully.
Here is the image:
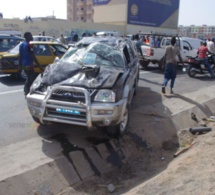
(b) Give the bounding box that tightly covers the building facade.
[178,25,215,39]
[67,0,94,22]
[67,0,179,35]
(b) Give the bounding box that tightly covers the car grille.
[42,86,93,127]
[50,88,95,103]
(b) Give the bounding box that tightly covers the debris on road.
[189,127,212,134]
[173,141,195,158]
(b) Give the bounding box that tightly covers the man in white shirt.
[207,38,215,54]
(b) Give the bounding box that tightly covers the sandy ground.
[58,118,215,195]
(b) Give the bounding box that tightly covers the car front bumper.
[26,86,127,130]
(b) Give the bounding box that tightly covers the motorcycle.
[187,54,215,77]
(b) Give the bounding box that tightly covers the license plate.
[56,108,80,115]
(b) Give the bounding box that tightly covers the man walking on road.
[161,36,184,94]
[19,32,43,97]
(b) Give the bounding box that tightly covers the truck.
[139,34,203,70]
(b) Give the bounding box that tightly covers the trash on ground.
[174,141,195,158]
[189,127,212,134]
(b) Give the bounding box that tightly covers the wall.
[0,19,126,38]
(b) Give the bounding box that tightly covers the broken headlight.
[94,89,115,102]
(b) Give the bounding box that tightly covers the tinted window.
[0,38,22,52]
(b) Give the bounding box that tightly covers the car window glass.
[86,43,125,67]
[166,39,171,46]
[34,44,51,56]
[9,42,21,54]
[0,38,12,50]
[51,45,67,56]
[63,42,125,68]
[61,47,78,60]
[183,41,192,50]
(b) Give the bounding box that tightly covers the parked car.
[0,41,68,79]
[26,38,140,137]
[33,36,60,43]
[0,34,24,52]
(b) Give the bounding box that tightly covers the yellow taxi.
[0,41,68,79]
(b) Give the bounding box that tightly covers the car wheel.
[106,105,130,138]
[139,59,149,69]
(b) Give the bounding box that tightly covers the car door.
[180,40,197,61]
[33,43,55,73]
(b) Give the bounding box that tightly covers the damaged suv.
[26,38,139,136]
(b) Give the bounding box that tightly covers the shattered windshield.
[62,42,125,68]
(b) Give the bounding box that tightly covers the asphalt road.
[0,65,214,148]
[1,64,215,195]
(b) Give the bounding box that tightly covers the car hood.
[41,61,124,88]
[0,53,17,59]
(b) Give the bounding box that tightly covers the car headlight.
[30,74,42,92]
[94,90,115,102]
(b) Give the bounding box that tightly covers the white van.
[180,37,203,50]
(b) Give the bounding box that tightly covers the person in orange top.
[144,35,149,44]
[197,42,215,78]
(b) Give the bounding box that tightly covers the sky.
[0,0,214,26]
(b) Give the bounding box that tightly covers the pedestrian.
[161,36,184,94]
[59,34,67,44]
[19,32,43,97]
[133,34,143,56]
[197,42,215,78]
[144,35,150,44]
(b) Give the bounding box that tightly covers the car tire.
[139,59,149,69]
[106,104,130,138]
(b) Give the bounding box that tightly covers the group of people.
[19,31,215,99]
[161,37,215,95]
[132,33,215,96]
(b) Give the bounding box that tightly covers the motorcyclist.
[197,42,215,78]
[207,37,215,54]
